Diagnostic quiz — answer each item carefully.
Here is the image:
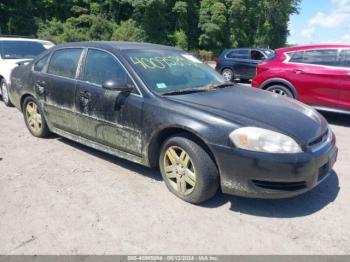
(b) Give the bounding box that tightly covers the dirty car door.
[38,48,83,133]
[75,49,143,155]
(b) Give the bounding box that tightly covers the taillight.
[215,57,221,65]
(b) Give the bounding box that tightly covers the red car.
[252,44,350,114]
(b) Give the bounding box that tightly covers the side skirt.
[51,126,149,167]
[312,106,350,115]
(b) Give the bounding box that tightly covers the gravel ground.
[0,93,349,255]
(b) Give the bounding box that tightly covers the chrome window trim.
[30,46,143,97]
[284,48,350,70]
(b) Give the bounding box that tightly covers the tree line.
[0,0,300,54]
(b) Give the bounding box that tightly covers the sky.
[288,0,350,45]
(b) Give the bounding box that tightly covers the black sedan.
[9,42,337,204]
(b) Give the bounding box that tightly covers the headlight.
[229,127,302,154]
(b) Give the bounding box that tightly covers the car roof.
[276,44,350,54]
[0,37,52,44]
[53,41,181,51]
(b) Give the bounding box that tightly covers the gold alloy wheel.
[163,146,196,196]
[26,102,43,135]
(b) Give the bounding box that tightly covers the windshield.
[123,49,225,94]
[263,49,276,58]
[0,41,46,59]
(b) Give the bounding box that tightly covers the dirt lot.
[1,89,350,255]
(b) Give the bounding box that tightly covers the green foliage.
[38,14,114,43]
[0,0,300,51]
[198,0,228,53]
[170,30,188,50]
[111,19,146,42]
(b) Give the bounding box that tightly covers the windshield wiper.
[161,82,234,96]
[161,87,210,96]
[203,82,235,90]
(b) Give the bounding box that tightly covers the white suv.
[0,37,54,106]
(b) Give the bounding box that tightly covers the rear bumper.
[210,135,337,199]
[251,75,263,88]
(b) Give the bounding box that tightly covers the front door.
[75,48,143,155]
[34,48,83,133]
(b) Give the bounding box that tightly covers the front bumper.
[210,135,338,199]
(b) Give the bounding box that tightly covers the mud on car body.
[9,41,338,204]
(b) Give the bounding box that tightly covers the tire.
[240,78,251,83]
[221,68,234,82]
[23,97,50,138]
[159,136,219,204]
[266,84,294,98]
[1,79,14,107]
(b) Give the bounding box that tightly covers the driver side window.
[251,50,265,61]
[83,49,127,86]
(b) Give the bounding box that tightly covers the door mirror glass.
[102,80,133,92]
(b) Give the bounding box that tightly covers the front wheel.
[159,136,219,204]
[23,97,50,138]
[266,85,294,98]
[1,79,14,107]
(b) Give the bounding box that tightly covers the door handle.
[294,69,304,75]
[35,81,46,95]
[79,90,91,99]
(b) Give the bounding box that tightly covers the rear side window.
[34,54,49,72]
[83,49,127,85]
[289,51,304,63]
[47,48,83,78]
[226,49,249,60]
[303,49,338,66]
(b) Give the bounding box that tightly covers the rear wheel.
[1,79,14,107]
[266,84,294,98]
[222,68,234,82]
[23,97,50,138]
[159,136,219,204]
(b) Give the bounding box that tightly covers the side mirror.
[102,79,134,92]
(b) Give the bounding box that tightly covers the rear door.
[337,49,350,110]
[35,48,83,133]
[286,49,341,107]
[75,48,143,155]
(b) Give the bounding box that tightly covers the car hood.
[166,86,328,144]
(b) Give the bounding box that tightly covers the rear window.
[0,41,46,59]
[34,54,50,72]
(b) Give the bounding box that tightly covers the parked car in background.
[0,36,54,106]
[252,44,350,114]
[215,48,275,82]
[9,41,337,204]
